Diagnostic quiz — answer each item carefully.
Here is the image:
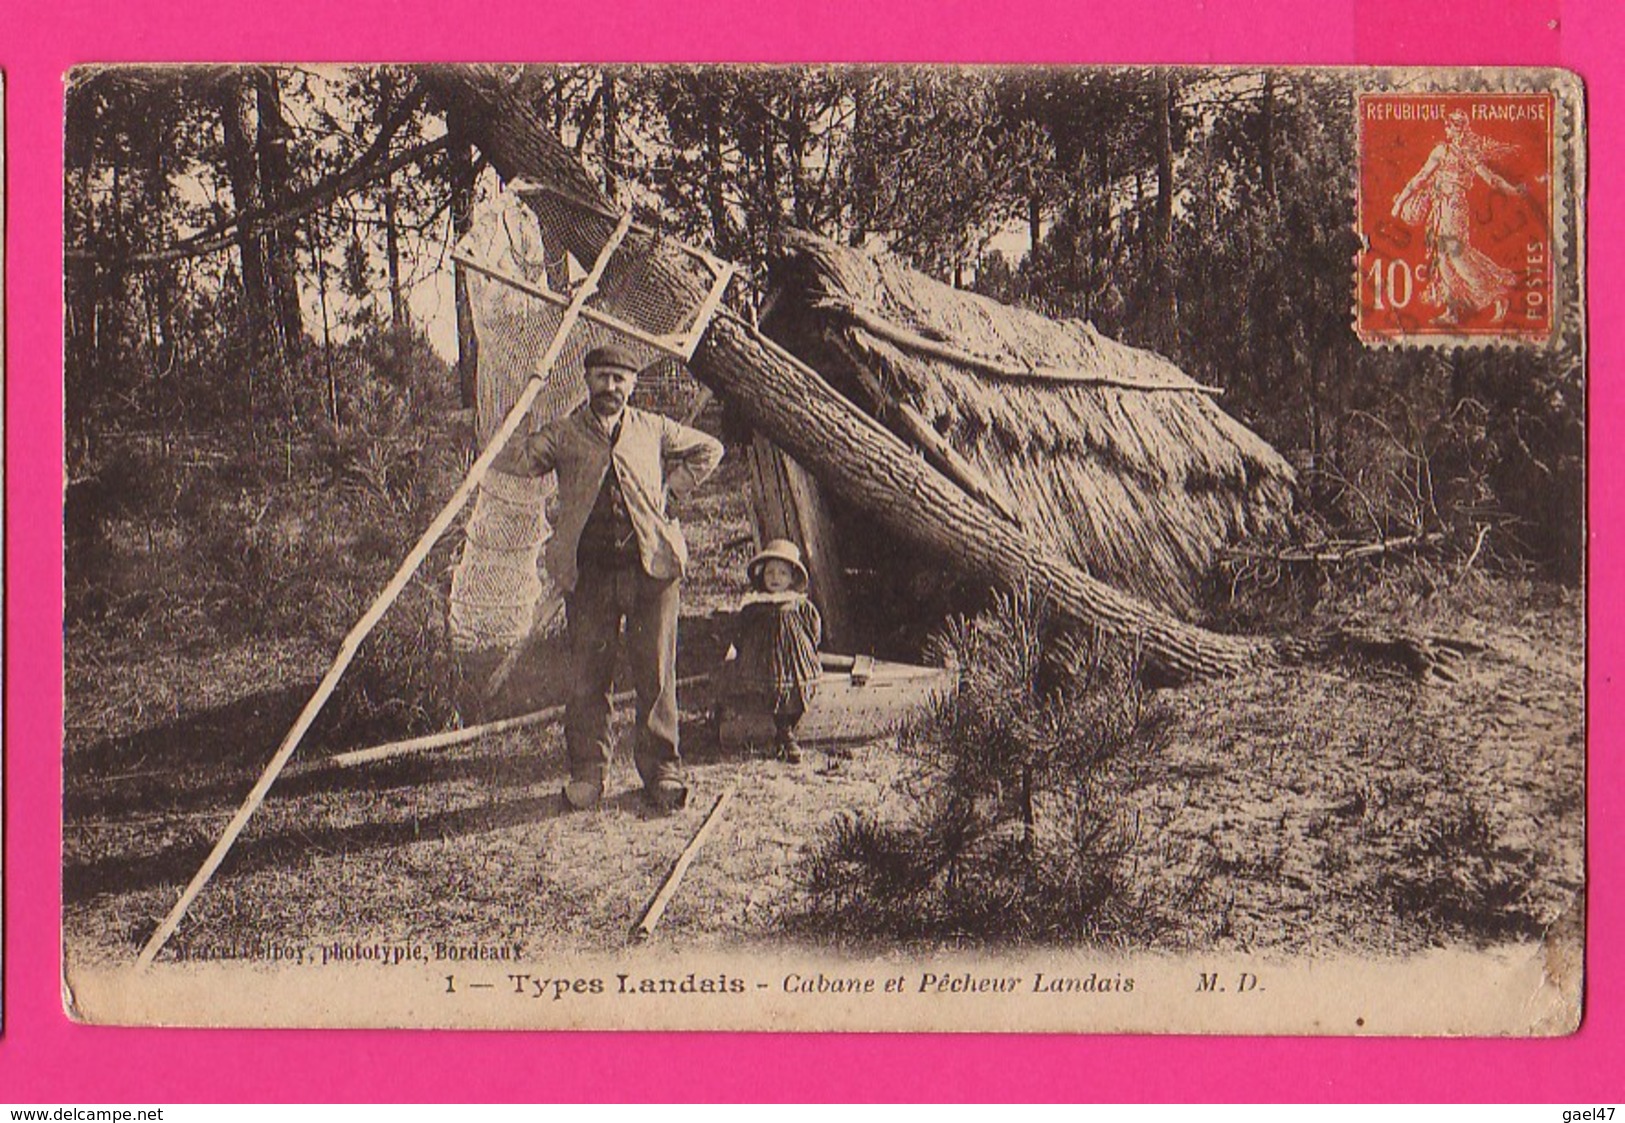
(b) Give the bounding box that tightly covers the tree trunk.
[255,70,304,364]
[788,89,810,228]
[1307,343,1323,482]
[845,80,869,248]
[449,134,480,410]
[704,106,730,255]
[757,95,780,263]
[422,67,612,214]
[601,71,619,195]
[1260,71,1277,205]
[377,65,404,335]
[65,89,100,427]
[1153,73,1178,349]
[138,109,180,381]
[217,73,275,411]
[102,162,130,401]
[384,178,405,328]
[697,314,1268,679]
[311,214,338,424]
[417,66,1455,685]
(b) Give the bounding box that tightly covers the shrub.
[316,581,470,747]
[1378,798,1544,941]
[798,591,1175,943]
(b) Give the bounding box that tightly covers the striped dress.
[725,592,823,714]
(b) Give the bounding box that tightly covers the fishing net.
[447,194,548,652]
[521,185,731,344]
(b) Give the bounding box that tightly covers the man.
[500,344,724,812]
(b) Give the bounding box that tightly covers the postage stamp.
[1357,89,1561,346]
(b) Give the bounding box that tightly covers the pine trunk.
[217,74,276,406]
[385,180,405,329]
[1154,73,1178,349]
[139,110,180,379]
[601,71,619,195]
[254,70,304,364]
[449,135,480,410]
[1260,71,1277,204]
[704,109,730,255]
[311,214,338,424]
[788,90,810,227]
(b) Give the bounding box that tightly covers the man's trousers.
[562,562,682,788]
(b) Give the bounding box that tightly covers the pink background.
[5,0,1617,1101]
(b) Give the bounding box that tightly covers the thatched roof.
[768,230,1296,613]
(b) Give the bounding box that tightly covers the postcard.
[62,63,1584,1033]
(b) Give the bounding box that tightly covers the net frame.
[138,212,642,966]
[460,182,737,365]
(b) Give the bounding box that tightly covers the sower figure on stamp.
[1391,109,1526,326]
[499,345,724,812]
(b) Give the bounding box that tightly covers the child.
[723,539,823,763]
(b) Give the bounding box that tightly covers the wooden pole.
[338,699,570,768]
[329,674,710,769]
[836,340,1024,528]
[812,296,1223,394]
[137,212,636,968]
[630,784,738,943]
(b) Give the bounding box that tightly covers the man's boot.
[562,770,605,811]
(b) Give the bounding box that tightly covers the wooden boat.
[715,652,957,750]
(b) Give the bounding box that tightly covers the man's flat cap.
[583,344,642,374]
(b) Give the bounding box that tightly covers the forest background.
[65,65,1582,605]
[59,63,1588,965]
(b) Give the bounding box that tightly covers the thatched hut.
[753,230,1296,625]
[429,66,1445,684]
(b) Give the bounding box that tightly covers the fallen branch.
[816,297,1222,394]
[1222,532,1442,566]
[631,784,738,943]
[1461,524,1492,575]
[329,673,712,768]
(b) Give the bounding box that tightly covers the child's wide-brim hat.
[748,538,810,589]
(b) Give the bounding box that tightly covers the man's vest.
[574,418,639,568]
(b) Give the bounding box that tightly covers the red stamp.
[1357,91,1555,344]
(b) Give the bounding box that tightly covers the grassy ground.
[1116,577,1584,954]
[63,437,1584,966]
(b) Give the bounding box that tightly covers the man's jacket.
[511,404,724,593]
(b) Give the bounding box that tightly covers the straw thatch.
[767,230,1296,612]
